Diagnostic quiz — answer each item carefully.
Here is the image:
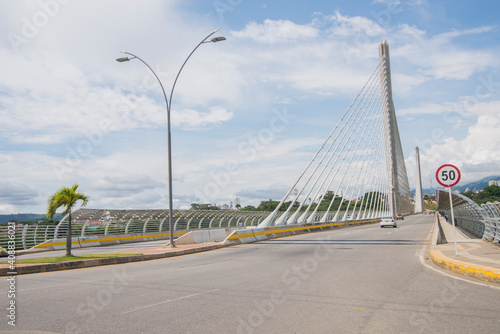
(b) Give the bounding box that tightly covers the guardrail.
[436,190,500,243]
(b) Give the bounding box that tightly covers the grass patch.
[1,254,141,264]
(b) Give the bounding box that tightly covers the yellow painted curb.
[34,231,187,248]
[429,249,500,284]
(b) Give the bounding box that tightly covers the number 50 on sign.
[436,164,461,188]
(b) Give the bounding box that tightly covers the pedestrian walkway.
[430,215,500,284]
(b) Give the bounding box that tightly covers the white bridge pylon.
[258,41,412,228]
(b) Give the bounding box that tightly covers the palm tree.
[46,184,89,257]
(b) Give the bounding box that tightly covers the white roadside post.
[436,164,461,256]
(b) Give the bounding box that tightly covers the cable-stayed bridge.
[5,42,500,334]
[1,41,415,251]
[257,40,412,228]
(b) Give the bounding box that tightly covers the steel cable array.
[258,61,400,227]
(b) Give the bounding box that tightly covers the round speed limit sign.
[436,164,461,187]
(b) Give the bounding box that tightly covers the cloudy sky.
[1,0,499,214]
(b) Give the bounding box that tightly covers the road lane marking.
[19,281,83,292]
[123,289,220,314]
[263,240,426,245]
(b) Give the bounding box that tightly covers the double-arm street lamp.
[116,28,225,247]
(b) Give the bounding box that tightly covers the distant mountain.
[413,175,500,195]
[0,213,62,224]
[454,175,500,193]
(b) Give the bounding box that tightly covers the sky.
[1,0,499,214]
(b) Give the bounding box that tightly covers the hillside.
[0,213,62,224]
[453,175,500,193]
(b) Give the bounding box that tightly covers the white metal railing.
[436,190,500,243]
[1,209,329,250]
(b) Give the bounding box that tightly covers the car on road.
[395,214,404,220]
[380,216,397,228]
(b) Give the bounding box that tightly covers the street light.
[116,28,225,247]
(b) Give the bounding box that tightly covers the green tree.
[241,205,257,211]
[256,199,279,211]
[46,184,89,257]
[461,185,500,205]
[190,203,220,210]
[477,185,500,199]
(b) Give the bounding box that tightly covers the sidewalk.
[0,242,225,276]
[430,215,500,284]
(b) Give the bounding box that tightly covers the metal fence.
[436,190,500,243]
[1,209,332,251]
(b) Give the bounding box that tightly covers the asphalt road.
[1,214,499,334]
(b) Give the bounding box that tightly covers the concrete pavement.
[430,214,500,284]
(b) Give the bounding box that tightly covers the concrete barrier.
[431,215,442,246]
[175,229,230,245]
[224,219,379,245]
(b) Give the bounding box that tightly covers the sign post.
[436,164,461,256]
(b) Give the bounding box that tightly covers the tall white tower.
[379,40,412,215]
[414,147,424,213]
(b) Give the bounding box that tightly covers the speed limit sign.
[436,164,461,187]
[436,164,461,256]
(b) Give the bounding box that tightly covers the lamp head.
[210,36,226,43]
[116,57,131,62]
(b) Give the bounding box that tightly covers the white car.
[380,216,397,228]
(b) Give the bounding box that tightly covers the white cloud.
[172,106,233,128]
[372,0,401,5]
[0,181,40,206]
[413,101,500,185]
[0,0,237,147]
[421,50,494,80]
[0,204,19,215]
[434,26,496,42]
[230,19,319,44]
[91,174,164,195]
[392,25,497,81]
[326,11,386,37]
[397,24,426,39]
[398,101,459,116]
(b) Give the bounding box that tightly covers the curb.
[430,216,500,284]
[429,249,500,284]
[0,244,226,276]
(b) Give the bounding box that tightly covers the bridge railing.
[0,209,336,250]
[483,218,500,243]
[436,190,500,243]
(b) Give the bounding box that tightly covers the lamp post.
[117,28,225,247]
